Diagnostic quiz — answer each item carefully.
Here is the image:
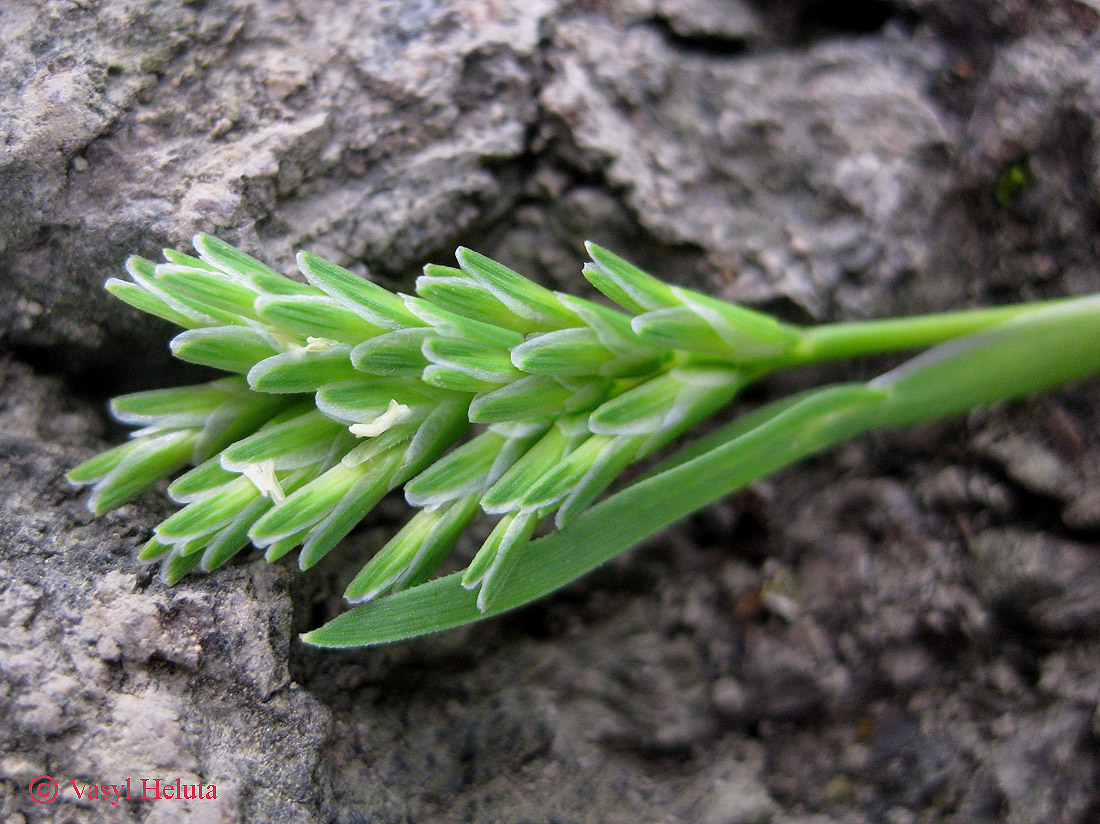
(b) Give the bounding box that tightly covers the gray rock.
[986,707,1099,824]
[973,432,1080,500]
[971,528,1100,635]
[1,0,558,376]
[0,359,330,823]
[689,745,779,824]
[539,14,952,320]
[650,0,765,44]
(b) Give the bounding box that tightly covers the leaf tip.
[299,629,328,648]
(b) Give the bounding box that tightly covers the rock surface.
[3,1,1100,822]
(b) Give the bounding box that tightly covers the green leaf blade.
[303,383,887,648]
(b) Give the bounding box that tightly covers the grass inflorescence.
[70,235,1100,647]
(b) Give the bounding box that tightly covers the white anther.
[242,460,286,503]
[349,400,412,438]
